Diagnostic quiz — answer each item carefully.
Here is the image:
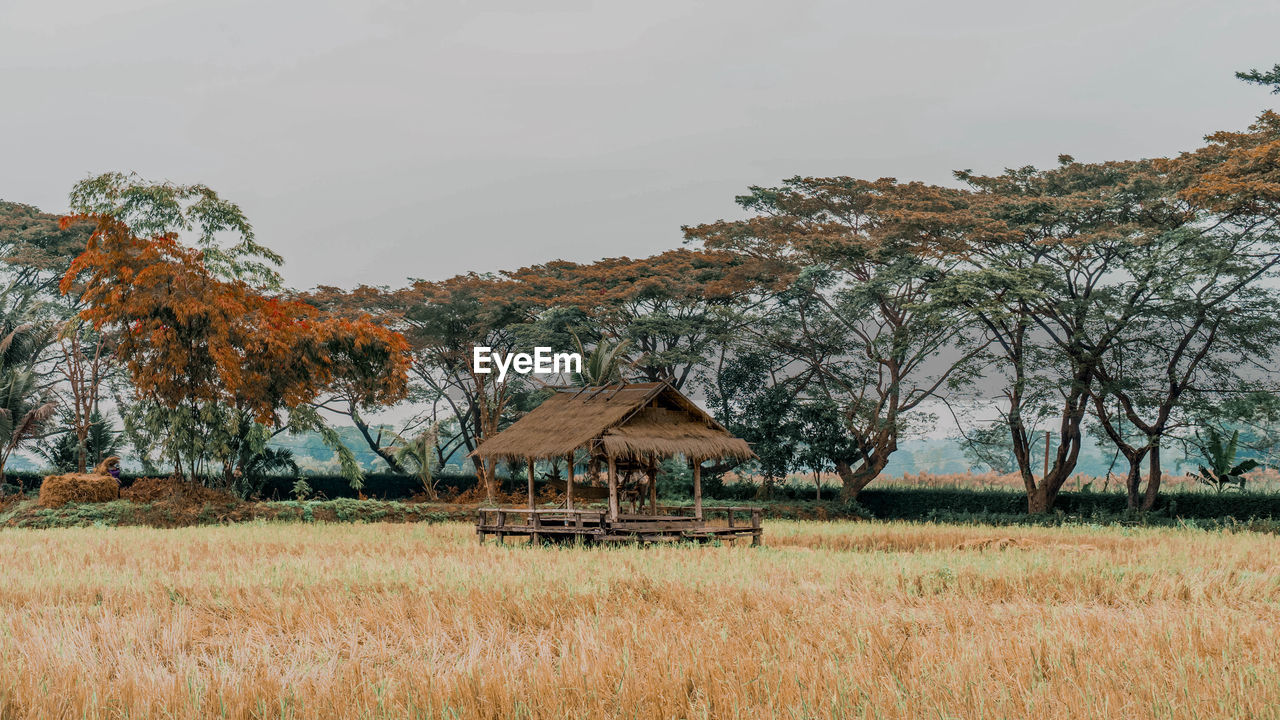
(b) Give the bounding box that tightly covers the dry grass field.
[0,521,1277,719]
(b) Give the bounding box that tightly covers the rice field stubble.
[0,520,1277,719]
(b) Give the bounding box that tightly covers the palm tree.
[570,332,633,386]
[0,288,56,483]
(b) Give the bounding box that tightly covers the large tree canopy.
[685,177,990,500]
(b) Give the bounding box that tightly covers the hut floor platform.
[476,507,763,546]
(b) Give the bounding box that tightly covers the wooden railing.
[476,505,763,546]
[477,508,608,542]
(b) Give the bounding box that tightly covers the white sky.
[2,0,1278,290]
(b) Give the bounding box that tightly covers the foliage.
[35,410,120,473]
[957,421,1018,474]
[391,422,442,499]
[1237,64,1280,93]
[0,201,94,297]
[234,446,299,500]
[308,274,543,499]
[686,177,988,500]
[60,216,409,484]
[291,478,313,501]
[68,172,283,289]
[1193,427,1261,493]
[0,287,57,481]
[703,348,803,493]
[503,249,744,388]
[569,332,631,386]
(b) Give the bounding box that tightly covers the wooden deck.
[477,506,763,546]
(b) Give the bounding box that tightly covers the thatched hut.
[471,381,754,524]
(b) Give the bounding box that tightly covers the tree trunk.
[834,455,889,501]
[484,459,497,503]
[756,475,775,500]
[76,429,88,474]
[1121,448,1150,511]
[1027,483,1059,514]
[1141,443,1162,511]
[472,457,497,503]
[1024,366,1092,514]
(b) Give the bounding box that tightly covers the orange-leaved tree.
[60,215,409,483]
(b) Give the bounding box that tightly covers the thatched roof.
[471,382,755,462]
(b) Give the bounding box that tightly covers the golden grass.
[1,521,1278,719]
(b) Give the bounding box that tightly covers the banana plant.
[1195,427,1260,493]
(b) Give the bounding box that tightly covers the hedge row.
[1,471,487,500]
[10,469,1280,520]
[272,473,1280,520]
[850,487,1280,521]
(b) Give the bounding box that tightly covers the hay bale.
[38,473,120,508]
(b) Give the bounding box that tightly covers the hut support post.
[607,455,619,523]
[527,458,535,511]
[692,459,702,521]
[647,461,657,516]
[566,453,575,510]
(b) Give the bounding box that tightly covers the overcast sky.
[2,0,1277,291]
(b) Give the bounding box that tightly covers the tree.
[0,288,57,482]
[63,174,407,490]
[950,157,1197,512]
[392,422,442,499]
[314,275,539,500]
[61,215,409,485]
[704,348,803,498]
[1088,111,1280,509]
[956,420,1018,475]
[0,201,94,297]
[1090,272,1280,509]
[2,200,123,475]
[307,250,747,495]
[52,318,116,473]
[686,177,988,500]
[68,172,282,289]
[35,409,119,473]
